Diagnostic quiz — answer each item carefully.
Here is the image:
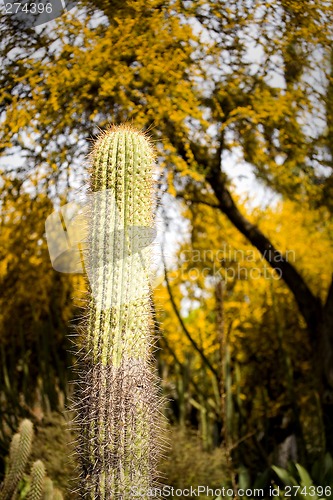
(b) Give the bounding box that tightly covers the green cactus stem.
[27,460,46,500]
[42,477,54,499]
[0,419,34,499]
[42,480,64,500]
[75,124,163,499]
[0,419,65,500]
[51,490,64,500]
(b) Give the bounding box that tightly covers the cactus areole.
[76,125,162,499]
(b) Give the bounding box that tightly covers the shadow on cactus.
[73,124,166,498]
[0,419,64,499]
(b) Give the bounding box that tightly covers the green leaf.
[253,468,271,490]
[295,464,313,488]
[272,465,298,487]
[323,453,333,480]
[238,464,251,491]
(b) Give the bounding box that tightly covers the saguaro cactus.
[76,124,163,498]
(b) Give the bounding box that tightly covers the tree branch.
[206,164,322,335]
[163,117,322,336]
[161,250,219,380]
[324,274,333,314]
[175,193,220,209]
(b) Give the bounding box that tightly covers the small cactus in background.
[26,461,45,500]
[75,124,164,498]
[0,419,64,500]
[0,419,33,499]
[42,478,54,499]
[41,476,63,500]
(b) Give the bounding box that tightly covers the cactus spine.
[76,124,162,498]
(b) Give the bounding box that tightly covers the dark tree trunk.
[165,117,333,452]
[206,164,333,452]
[318,281,333,450]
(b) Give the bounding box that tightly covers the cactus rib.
[75,124,163,499]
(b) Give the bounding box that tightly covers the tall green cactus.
[76,124,163,498]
